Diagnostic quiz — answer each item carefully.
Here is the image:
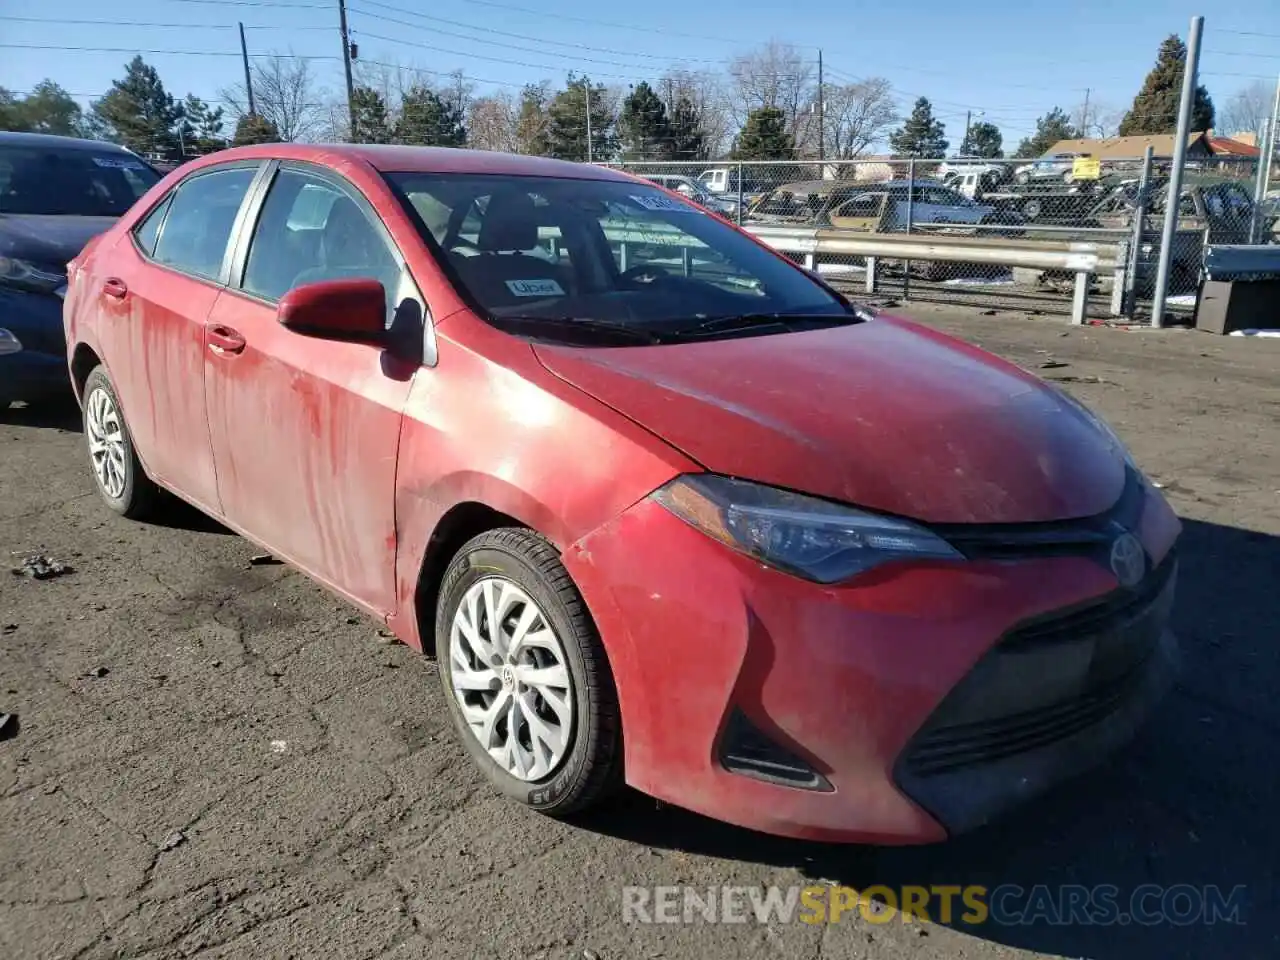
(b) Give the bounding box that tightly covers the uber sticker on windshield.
[505,278,565,298]
[630,194,700,213]
[91,156,147,170]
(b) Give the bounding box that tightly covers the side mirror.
[277,278,386,341]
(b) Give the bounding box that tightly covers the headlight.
[0,257,66,294]
[0,329,23,356]
[650,474,961,583]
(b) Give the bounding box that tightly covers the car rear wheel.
[82,367,158,519]
[435,527,622,816]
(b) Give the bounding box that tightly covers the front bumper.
[0,287,71,404]
[564,477,1181,844]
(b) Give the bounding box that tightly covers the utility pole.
[1150,15,1203,329]
[1263,73,1280,202]
[963,110,971,153]
[585,81,593,163]
[238,22,255,116]
[337,0,356,141]
[816,49,825,167]
[1081,88,1091,136]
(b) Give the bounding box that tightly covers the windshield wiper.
[494,315,668,345]
[670,311,864,338]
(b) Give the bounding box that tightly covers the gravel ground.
[1,305,1277,960]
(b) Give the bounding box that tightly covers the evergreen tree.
[1013,107,1080,158]
[960,120,1003,158]
[668,94,707,162]
[396,85,466,147]
[732,106,794,160]
[0,88,23,132]
[514,82,551,155]
[547,74,616,162]
[232,112,278,146]
[9,81,84,136]
[351,86,392,143]
[90,57,184,159]
[1119,35,1215,135]
[888,97,948,158]
[179,95,226,155]
[617,81,670,160]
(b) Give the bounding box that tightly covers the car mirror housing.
[277,278,386,341]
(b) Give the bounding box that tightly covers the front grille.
[718,708,832,791]
[904,664,1147,774]
[933,466,1146,562]
[900,548,1177,777]
[1002,547,1177,650]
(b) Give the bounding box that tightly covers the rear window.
[0,145,160,216]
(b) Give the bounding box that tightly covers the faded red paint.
[64,143,1181,844]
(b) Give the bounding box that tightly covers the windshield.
[0,145,160,216]
[387,173,850,337]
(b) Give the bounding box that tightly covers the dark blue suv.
[1,132,161,409]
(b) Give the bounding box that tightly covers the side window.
[133,195,172,257]
[241,168,401,316]
[152,167,257,280]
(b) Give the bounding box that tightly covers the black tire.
[1022,198,1042,221]
[81,366,158,519]
[435,527,622,816]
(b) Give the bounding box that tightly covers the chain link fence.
[606,157,1280,321]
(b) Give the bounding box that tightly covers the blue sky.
[2,0,1278,146]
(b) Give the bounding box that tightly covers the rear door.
[202,162,421,613]
[96,162,264,512]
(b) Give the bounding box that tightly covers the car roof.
[0,131,139,153]
[179,143,636,182]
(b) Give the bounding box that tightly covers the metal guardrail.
[744,225,1128,325]
[533,221,1128,325]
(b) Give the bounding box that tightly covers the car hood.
[533,315,1126,524]
[0,214,118,267]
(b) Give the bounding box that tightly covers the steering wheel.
[618,263,671,285]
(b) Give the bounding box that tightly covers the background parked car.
[641,174,741,218]
[0,132,161,409]
[1013,152,1087,185]
[746,178,1018,233]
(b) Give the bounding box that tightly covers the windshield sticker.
[630,194,700,213]
[91,156,147,171]
[505,278,565,298]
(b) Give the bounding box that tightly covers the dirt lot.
[2,305,1277,960]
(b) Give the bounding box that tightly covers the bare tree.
[1220,80,1273,140]
[221,55,322,142]
[816,77,897,158]
[728,41,815,143]
[1073,97,1121,139]
[468,91,519,153]
[661,69,733,158]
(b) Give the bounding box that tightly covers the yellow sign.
[1072,156,1101,180]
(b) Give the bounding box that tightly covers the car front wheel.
[435,528,622,816]
[82,366,158,519]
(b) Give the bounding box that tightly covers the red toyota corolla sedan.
[63,144,1180,844]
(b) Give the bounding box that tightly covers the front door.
[203,164,418,614]
[98,164,262,512]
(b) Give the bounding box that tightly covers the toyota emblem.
[1109,532,1146,588]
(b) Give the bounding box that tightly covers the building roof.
[1045,133,1209,159]
[1207,136,1261,158]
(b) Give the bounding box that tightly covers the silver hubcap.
[85,386,127,500]
[449,577,574,781]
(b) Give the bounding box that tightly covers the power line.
[0,42,339,59]
[348,2,723,65]
[0,15,331,30]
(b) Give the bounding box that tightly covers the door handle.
[102,278,128,299]
[207,324,246,355]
